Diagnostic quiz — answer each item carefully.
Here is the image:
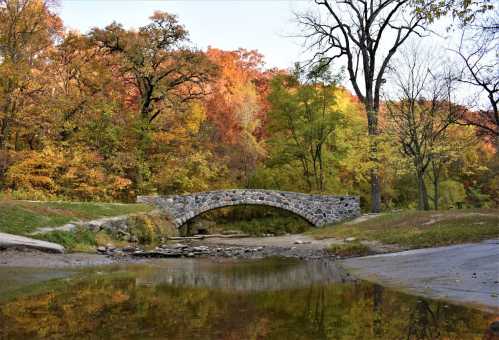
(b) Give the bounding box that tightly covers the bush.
[126,212,176,244]
[327,242,370,257]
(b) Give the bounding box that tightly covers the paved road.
[341,239,499,313]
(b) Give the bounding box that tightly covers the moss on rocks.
[126,211,177,245]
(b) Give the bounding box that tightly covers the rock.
[111,250,125,257]
[117,230,131,240]
[105,243,116,251]
[0,232,65,253]
[97,246,107,253]
[345,237,357,242]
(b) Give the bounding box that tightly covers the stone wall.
[138,190,360,227]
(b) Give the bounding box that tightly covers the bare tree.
[385,44,458,210]
[297,0,426,212]
[453,9,498,152]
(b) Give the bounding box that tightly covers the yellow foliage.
[5,145,132,201]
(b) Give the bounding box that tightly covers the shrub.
[127,212,176,244]
[327,242,370,257]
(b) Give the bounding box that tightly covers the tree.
[0,0,62,180]
[89,11,218,192]
[267,64,342,192]
[414,0,494,25]
[204,48,271,186]
[452,10,499,152]
[297,0,426,211]
[385,44,458,210]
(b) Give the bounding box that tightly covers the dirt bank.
[0,248,118,268]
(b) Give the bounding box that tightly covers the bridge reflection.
[134,258,348,291]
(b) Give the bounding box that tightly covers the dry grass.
[327,242,371,257]
[308,209,499,249]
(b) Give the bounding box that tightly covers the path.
[341,239,499,313]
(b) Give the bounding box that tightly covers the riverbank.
[341,238,499,314]
[307,209,499,250]
[0,248,117,267]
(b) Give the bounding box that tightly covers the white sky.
[57,0,484,107]
[58,0,311,70]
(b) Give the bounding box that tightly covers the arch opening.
[180,204,314,237]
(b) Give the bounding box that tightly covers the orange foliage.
[204,48,273,144]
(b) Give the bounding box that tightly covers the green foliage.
[0,200,152,235]
[189,205,312,236]
[265,67,343,192]
[34,228,97,252]
[208,216,311,236]
[438,180,466,208]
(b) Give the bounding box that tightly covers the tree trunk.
[367,104,382,213]
[416,167,430,211]
[433,177,440,210]
[431,161,441,210]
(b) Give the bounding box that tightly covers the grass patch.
[34,228,97,252]
[327,242,370,257]
[308,209,499,249]
[0,200,152,235]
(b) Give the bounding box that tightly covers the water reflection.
[0,258,496,339]
[135,258,348,291]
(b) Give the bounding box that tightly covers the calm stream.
[0,258,496,339]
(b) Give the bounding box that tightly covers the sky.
[57,1,482,107]
[58,0,311,70]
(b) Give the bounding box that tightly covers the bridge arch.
[138,189,360,228]
[178,201,317,227]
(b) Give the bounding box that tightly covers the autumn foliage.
[0,0,496,209]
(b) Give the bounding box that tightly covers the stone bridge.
[138,190,360,227]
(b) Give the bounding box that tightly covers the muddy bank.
[0,241,333,268]
[0,248,119,268]
[341,239,499,314]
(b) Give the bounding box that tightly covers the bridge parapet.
[138,189,360,227]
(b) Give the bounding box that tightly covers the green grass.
[35,228,98,252]
[0,200,152,235]
[327,242,371,257]
[205,216,312,236]
[308,209,499,249]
